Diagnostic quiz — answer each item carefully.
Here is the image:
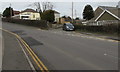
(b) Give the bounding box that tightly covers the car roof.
[65,23,73,25]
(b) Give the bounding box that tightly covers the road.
[2,22,119,71]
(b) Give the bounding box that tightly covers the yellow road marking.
[1,29,49,72]
[16,38,36,72]
[20,39,44,72]
[21,39,49,71]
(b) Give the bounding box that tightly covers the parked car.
[63,23,75,31]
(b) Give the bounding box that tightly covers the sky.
[0,0,119,19]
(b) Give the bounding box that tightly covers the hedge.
[2,18,48,29]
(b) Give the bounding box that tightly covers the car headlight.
[66,26,69,28]
[72,26,74,28]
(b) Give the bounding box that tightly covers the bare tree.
[42,2,54,12]
[33,2,42,13]
[29,2,54,13]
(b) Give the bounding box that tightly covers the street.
[2,22,118,71]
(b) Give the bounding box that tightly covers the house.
[20,9,40,20]
[12,10,20,19]
[14,10,20,15]
[83,6,120,25]
[93,6,120,21]
[60,16,72,24]
[12,9,41,20]
[53,10,60,23]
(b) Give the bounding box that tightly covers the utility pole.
[72,2,73,23]
[10,3,12,17]
[75,9,77,18]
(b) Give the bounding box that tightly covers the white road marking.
[16,38,36,72]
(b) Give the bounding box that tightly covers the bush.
[2,18,48,29]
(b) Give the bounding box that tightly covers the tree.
[41,10,55,22]
[67,16,71,20]
[61,15,67,19]
[33,2,42,15]
[83,5,94,20]
[29,2,54,13]
[3,7,14,18]
[42,2,54,12]
[75,17,80,20]
[29,2,54,20]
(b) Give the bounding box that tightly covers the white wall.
[54,13,60,22]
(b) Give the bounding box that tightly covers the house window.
[21,16,29,19]
[33,15,35,18]
[21,16,29,18]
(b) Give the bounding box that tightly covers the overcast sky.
[0,0,119,18]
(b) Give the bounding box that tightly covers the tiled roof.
[53,10,60,14]
[21,9,38,13]
[91,6,120,21]
[14,10,20,15]
[99,6,119,17]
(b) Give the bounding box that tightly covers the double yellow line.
[1,28,49,72]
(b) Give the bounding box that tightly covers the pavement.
[0,18,2,72]
[2,31,33,71]
[77,32,119,41]
[0,37,2,72]
[48,28,119,43]
[1,22,119,71]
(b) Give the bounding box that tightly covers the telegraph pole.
[10,3,12,17]
[72,2,73,23]
[75,9,77,18]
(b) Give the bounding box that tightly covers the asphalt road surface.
[2,22,119,71]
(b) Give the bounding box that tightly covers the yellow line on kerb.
[1,28,49,72]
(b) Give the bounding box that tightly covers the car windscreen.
[66,23,73,26]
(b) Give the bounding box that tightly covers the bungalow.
[83,6,120,25]
[93,6,120,21]
[12,9,41,20]
[20,9,40,20]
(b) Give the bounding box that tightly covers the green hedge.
[2,18,48,29]
[74,24,119,35]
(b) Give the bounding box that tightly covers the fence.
[82,20,119,26]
